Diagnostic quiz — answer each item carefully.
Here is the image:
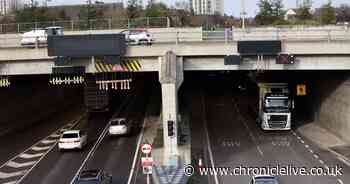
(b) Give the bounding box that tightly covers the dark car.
[76,170,112,184]
[251,175,279,184]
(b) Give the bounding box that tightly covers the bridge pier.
[159,51,183,166]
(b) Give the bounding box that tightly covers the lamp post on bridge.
[241,0,246,29]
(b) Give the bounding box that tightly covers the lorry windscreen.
[264,97,289,108]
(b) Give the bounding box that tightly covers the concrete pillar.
[159,51,184,166]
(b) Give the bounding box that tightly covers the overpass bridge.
[1,27,350,166]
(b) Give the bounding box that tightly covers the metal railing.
[0,17,170,34]
[1,27,350,48]
[232,27,350,42]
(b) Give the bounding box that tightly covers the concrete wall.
[314,73,350,143]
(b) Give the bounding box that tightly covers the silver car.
[108,118,132,136]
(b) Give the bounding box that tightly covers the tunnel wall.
[314,73,350,143]
[0,76,82,136]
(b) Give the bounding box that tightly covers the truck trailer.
[258,83,294,130]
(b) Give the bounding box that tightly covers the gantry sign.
[47,34,130,90]
[225,40,295,69]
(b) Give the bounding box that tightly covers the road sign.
[297,84,307,96]
[141,157,154,166]
[143,166,153,174]
[141,144,152,154]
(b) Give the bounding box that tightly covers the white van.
[21,26,63,47]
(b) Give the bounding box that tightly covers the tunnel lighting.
[49,75,85,86]
[0,77,10,87]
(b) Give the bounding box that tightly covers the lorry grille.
[268,115,287,129]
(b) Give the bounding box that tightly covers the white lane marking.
[309,149,314,154]
[201,92,219,184]
[70,96,132,184]
[0,170,27,179]
[31,146,51,152]
[304,144,309,148]
[6,161,36,168]
[127,116,147,184]
[3,181,17,184]
[18,153,45,159]
[240,111,263,157]
[313,154,319,159]
[292,131,297,136]
[0,119,74,169]
[257,146,264,156]
[49,134,61,138]
[69,122,110,184]
[336,156,350,167]
[40,139,57,145]
[16,115,85,184]
[297,136,301,140]
[327,148,350,167]
[319,160,325,165]
[300,140,305,144]
[337,179,344,184]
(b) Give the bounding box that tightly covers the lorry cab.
[258,83,294,130]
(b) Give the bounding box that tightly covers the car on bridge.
[120,29,153,45]
[250,175,279,184]
[108,118,132,136]
[58,130,88,151]
[20,26,64,47]
[75,169,112,184]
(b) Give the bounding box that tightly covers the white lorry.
[258,83,293,130]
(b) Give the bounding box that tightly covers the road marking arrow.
[41,139,57,145]
[19,153,44,159]
[31,145,51,152]
[0,170,27,179]
[6,161,36,168]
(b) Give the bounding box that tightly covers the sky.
[45,0,350,17]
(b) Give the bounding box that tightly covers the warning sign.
[297,84,307,96]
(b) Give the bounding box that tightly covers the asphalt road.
[82,87,149,184]
[188,81,349,184]
[19,112,111,184]
[16,77,150,184]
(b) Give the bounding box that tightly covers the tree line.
[0,0,350,27]
[255,0,350,26]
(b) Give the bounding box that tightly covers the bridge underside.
[1,55,350,75]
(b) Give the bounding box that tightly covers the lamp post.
[241,0,246,29]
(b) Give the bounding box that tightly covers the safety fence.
[1,27,350,48]
[0,17,170,34]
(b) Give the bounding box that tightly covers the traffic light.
[167,120,175,137]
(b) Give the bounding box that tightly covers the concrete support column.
[159,51,184,166]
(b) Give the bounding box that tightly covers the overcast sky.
[46,0,350,17]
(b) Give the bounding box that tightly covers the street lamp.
[241,0,246,29]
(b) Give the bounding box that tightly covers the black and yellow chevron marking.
[95,59,142,73]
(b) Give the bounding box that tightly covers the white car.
[21,26,63,47]
[58,130,87,151]
[108,118,131,136]
[120,29,153,45]
[251,175,279,184]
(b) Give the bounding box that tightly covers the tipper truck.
[258,83,294,130]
